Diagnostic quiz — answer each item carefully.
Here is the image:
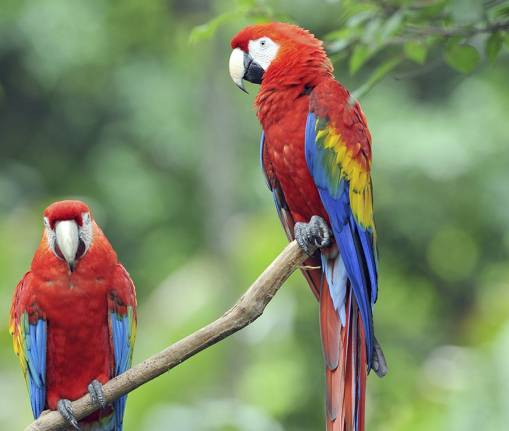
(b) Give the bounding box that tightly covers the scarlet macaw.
[229,23,387,431]
[10,200,137,430]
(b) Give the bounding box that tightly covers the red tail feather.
[320,280,367,431]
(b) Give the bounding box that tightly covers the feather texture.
[234,22,379,431]
[108,266,137,431]
[305,87,377,364]
[10,201,137,430]
[10,274,47,419]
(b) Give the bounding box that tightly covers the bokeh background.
[1,0,509,430]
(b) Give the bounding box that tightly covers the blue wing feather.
[26,318,47,418]
[305,111,375,366]
[110,308,135,431]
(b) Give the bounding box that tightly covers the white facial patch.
[44,216,56,249]
[79,212,93,253]
[43,212,93,262]
[248,37,279,70]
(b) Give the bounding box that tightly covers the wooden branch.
[25,240,310,431]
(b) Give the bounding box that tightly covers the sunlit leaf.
[349,44,371,75]
[486,32,503,63]
[189,11,240,44]
[346,10,376,28]
[490,3,509,19]
[377,11,403,43]
[349,55,402,102]
[444,42,480,73]
[326,27,356,53]
[327,39,352,53]
[361,16,382,44]
[404,41,428,64]
[326,27,354,41]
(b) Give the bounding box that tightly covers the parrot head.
[229,22,332,93]
[42,200,96,272]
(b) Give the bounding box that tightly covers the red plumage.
[232,23,374,431]
[10,200,137,427]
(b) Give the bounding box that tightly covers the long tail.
[320,255,367,431]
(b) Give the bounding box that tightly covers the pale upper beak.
[229,48,248,93]
[55,220,79,271]
[229,48,266,93]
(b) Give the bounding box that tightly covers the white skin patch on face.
[248,37,279,70]
[79,212,93,251]
[44,217,56,249]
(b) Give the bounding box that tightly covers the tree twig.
[402,20,509,39]
[25,240,311,431]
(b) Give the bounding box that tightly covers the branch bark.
[25,240,309,431]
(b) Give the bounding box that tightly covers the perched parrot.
[9,200,137,430]
[229,23,387,431]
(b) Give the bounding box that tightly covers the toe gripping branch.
[57,399,79,430]
[294,215,332,256]
[294,216,389,379]
[57,380,107,431]
[88,379,107,410]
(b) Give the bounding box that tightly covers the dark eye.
[260,39,266,47]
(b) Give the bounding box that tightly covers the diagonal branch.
[25,240,310,431]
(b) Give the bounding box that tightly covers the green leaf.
[361,17,382,44]
[326,27,356,53]
[349,45,371,75]
[444,42,480,73]
[491,4,509,19]
[346,10,376,28]
[349,56,402,102]
[377,11,403,43]
[486,32,503,63]
[404,41,428,64]
[503,32,509,49]
[189,11,242,44]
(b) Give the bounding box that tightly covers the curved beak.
[55,220,79,271]
[229,48,265,94]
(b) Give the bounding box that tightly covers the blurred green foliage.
[200,0,509,97]
[0,0,508,430]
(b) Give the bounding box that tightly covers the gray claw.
[88,379,107,409]
[294,215,332,255]
[57,399,80,430]
[372,336,388,378]
[294,222,313,255]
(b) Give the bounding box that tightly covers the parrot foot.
[88,379,107,409]
[57,399,80,430]
[372,336,388,378]
[294,215,331,255]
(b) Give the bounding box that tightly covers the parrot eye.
[248,37,279,71]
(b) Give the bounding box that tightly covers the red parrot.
[229,23,387,431]
[10,200,137,430]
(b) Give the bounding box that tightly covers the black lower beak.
[243,53,264,85]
